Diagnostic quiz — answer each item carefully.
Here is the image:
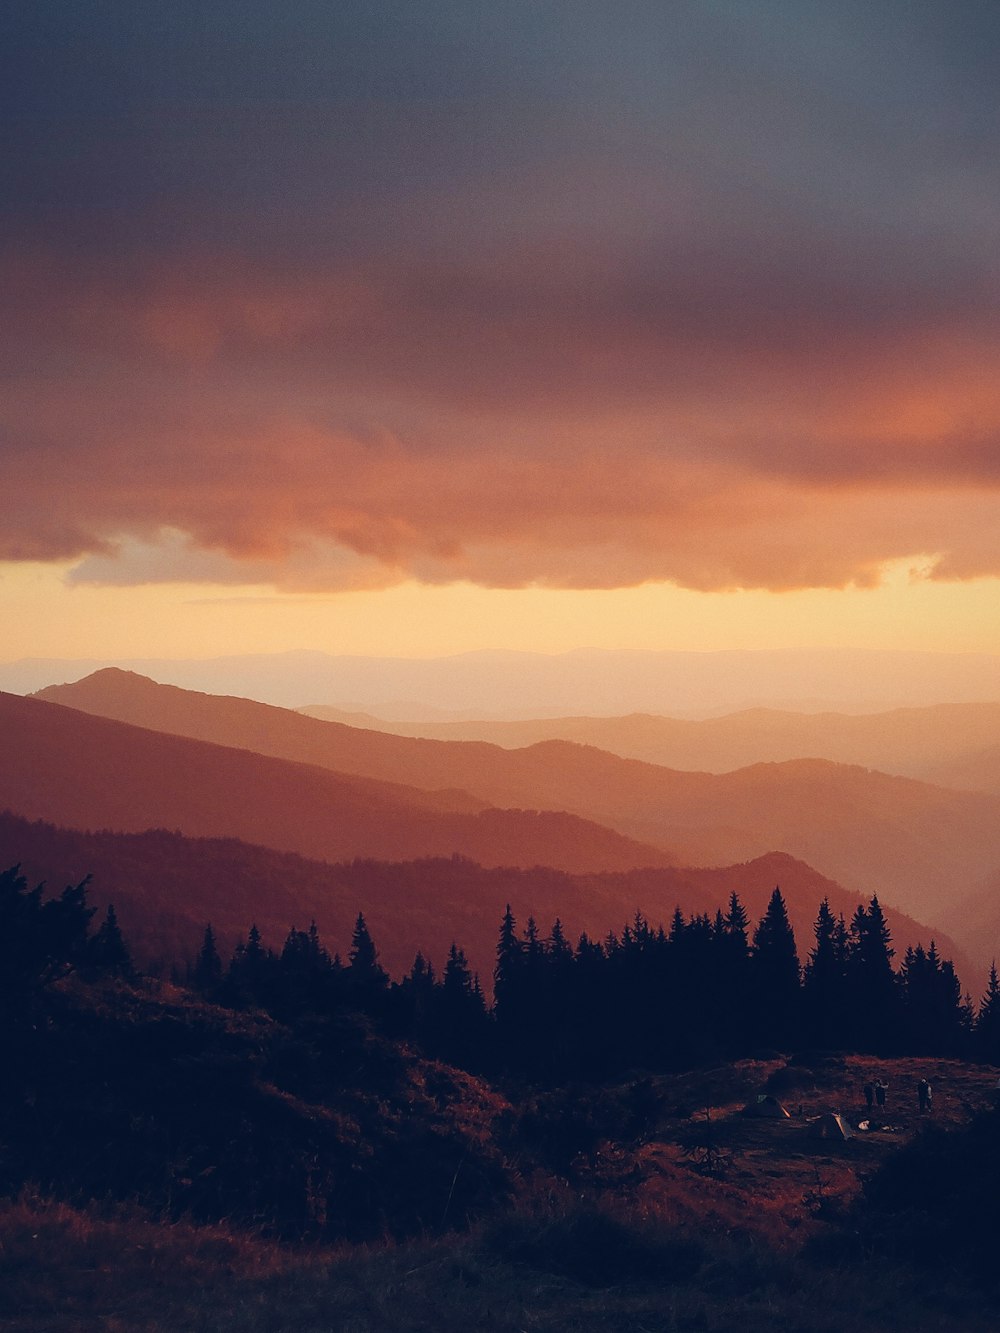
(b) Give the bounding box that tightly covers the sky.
[2,1,999,661]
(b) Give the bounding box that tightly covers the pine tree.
[725,892,750,950]
[848,896,900,1051]
[89,903,131,975]
[193,923,223,991]
[398,950,436,1043]
[443,941,473,997]
[0,866,94,999]
[276,921,333,1017]
[713,892,752,1052]
[802,898,848,1048]
[225,922,274,1007]
[493,904,522,1024]
[347,913,387,1003]
[750,888,801,1047]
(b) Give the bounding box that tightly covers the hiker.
[863,1081,874,1110]
[917,1079,932,1113]
[874,1080,887,1109]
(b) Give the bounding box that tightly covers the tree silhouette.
[750,888,800,1047]
[193,923,223,992]
[89,903,131,976]
[848,897,900,1050]
[802,898,849,1048]
[345,913,387,1012]
[0,865,94,1001]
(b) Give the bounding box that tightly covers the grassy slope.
[5,1052,998,1333]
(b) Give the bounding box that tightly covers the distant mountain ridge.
[33,671,1000,939]
[300,701,1000,792]
[7,646,1000,713]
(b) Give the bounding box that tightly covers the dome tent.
[811,1112,853,1140]
[741,1094,790,1119]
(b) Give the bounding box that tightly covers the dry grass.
[3,1053,998,1332]
[1,1189,995,1333]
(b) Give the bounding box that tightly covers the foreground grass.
[1,1193,995,1333]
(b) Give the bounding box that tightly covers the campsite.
[540,1052,998,1243]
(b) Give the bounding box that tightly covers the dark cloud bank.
[2,1,998,590]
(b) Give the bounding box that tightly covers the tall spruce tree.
[750,888,801,1048]
[714,892,752,1051]
[848,896,900,1051]
[493,905,521,1014]
[802,898,849,1048]
[493,904,526,1062]
[88,903,131,976]
[193,923,223,992]
[346,913,387,1006]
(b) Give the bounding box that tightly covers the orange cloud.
[3,246,1000,594]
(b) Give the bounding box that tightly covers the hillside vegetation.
[3,856,1000,1331]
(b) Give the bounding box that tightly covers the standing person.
[917,1078,932,1112]
[875,1079,887,1110]
[863,1080,874,1110]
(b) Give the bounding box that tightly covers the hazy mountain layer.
[0,691,672,875]
[35,671,1000,934]
[301,701,1000,791]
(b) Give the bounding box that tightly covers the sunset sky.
[3,2,999,662]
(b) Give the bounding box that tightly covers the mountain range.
[33,671,1000,944]
[302,701,1000,794]
[0,690,669,875]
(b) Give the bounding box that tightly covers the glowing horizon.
[4,558,1000,665]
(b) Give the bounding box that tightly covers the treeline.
[4,858,1000,1082]
[187,885,1000,1081]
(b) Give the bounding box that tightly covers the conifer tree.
[848,896,900,1050]
[398,951,436,1044]
[443,940,473,997]
[493,904,521,1021]
[347,913,387,999]
[0,866,94,999]
[89,903,131,976]
[802,897,848,1048]
[193,923,223,991]
[225,922,274,1007]
[275,921,333,1017]
[710,892,752,1051]
[750,888,801,1047]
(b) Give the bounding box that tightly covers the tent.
[741,1094,790,1119]
[811,1112,853,1141]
